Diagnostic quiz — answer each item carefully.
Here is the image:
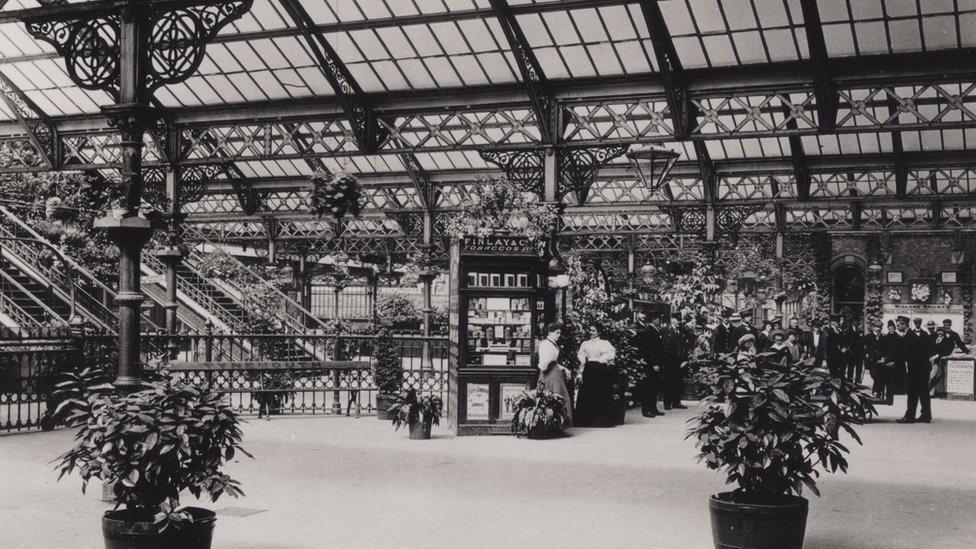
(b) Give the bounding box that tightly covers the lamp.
[626,144,681,193]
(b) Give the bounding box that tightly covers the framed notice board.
[944,357,976,401]
[447,235,554,435]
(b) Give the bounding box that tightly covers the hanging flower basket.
[310,172,362,220]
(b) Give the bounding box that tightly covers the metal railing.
[0,332,450,432]
[141,251,249,332]
[0,204,164,332]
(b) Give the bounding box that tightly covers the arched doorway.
[832,265,865,325]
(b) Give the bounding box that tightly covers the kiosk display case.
[447,235,552,435]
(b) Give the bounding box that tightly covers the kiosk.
[447,235,552,435]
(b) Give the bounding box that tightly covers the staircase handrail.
[0,205,163,332]
[180,224,330,332]
[140,252,248,333]
[0,283,53,330]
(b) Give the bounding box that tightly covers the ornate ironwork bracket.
[23,1,253,100]
[0,71,58,168]
[559,146,629,205]
[400,151,437,210]
[278,0,388,153]
[180,163,224,203]
[479,148,545,197]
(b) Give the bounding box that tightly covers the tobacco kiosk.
[447,235,552,435]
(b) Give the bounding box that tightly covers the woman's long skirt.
[574,360,615,427]
[538,365,573,428]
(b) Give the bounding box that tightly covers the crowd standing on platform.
[537,305,972,429]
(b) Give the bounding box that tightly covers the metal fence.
[0,332,450,432]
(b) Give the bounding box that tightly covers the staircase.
[0,204,167,335]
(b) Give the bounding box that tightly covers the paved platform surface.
[1,396,974,548]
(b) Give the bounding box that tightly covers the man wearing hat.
[712,309,733,354]
[809,319,829,367]
[892,315,932,423]
[729,312,751,354]
[635,307,666,418]
[861,322,885,398]
[934,319,970,358]
[844,318,864,383]
[825,314,848,377]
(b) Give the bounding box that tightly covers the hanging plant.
[887,288,902,303]
[310,172,362,220]
[442,176,557,243]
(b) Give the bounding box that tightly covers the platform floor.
[1,396,974,549]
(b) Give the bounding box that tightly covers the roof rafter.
[488,0,559,144]
[277,0,387,154]
[0,70,57,168]
[638,0,695,139]
[799,0,838,132]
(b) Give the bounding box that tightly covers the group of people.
[534,308,971,430]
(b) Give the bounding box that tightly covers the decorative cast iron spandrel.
[388,211,424,239]
[24,2,252,98]
[479,149,545,198]
[558,145,628,205]
[180,163,224,203]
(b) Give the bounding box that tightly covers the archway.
[833,265,866,325]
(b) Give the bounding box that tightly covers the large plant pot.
[408,415,433,440]
[103,507,216,549]
[376,393,397,420]
[709,492,808,549]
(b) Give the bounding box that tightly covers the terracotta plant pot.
[102,507,216,549]
[709,492,808,549]
[408,415,433,440]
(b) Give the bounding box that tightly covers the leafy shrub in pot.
[687,353,875,549]
[55,372,251,549]
[373,327,403,420]
[389,389,442,440]
[510,389,569,439]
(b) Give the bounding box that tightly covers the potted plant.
[687,353,875,549]
[389,389,442,440]
[376,294,422,332]
[54,373,251,549]
[373,327,403,420]
[510,388,569,439]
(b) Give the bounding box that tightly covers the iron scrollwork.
[558,146,629,205]
[24,1,252,98]
[479,149,545,198]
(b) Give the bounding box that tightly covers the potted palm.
[373,327,403,420]
[389,389,442,440]
[510,388,569,439]
[54,373,250,549]
[687,353,874,549]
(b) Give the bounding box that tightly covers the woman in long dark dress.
[574,324,617,427]
[536,322,573,427]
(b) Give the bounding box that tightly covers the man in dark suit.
[809,320,829,368]
[712,309,732,355]
[895,315,932,424]
[728,312,750,353]
[845,319,864,383]
[862,323,884,397]
[825,315,848,378]
[935,319,970,357]
[636,309,665,418]
[788,316,812,357]
[662,316,692,410]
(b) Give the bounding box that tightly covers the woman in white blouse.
[574,324,617,427]
[536,322,572,427]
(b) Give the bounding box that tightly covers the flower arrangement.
[310,172,362,220]
[510,389,569,438]
[687,353,875,500]
[887,288,902,303]
[442,176,558,243]
[942,289,953,307]
[910,282,931,303]
[376,293,422,329]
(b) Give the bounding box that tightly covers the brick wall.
[824,234,975,342]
